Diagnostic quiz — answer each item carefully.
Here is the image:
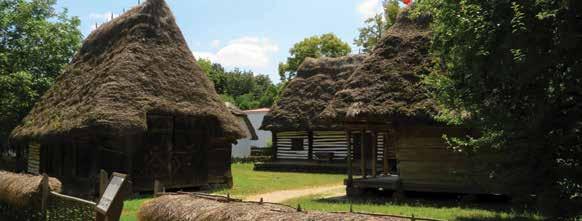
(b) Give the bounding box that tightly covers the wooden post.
[383,133,389,176]
[371,131,377,178]
[41,174,49,221]
[307,131,314,160]
[346,130,353,184]
[360,129,366,179]
[272,132,278,160]
[97,170,109,221]
[154,180,162,197]
[99,170,109,195]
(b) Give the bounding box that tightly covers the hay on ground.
[0,171,61,208]
[138,193,407,221]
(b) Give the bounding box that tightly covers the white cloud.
[194,51,218,61]
[88,12,119,31]
[194,37,279,70]
[357,0,383,19]
[210,40,221,48]
[89,12,118,22]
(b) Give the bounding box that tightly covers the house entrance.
[133,114,208,190]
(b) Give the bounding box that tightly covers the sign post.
[96,173,128,221]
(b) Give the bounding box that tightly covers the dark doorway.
[133,114,209,190]
[353,132,373,161]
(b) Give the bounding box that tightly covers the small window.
[291,138,304,151]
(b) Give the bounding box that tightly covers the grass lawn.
[120,163,545,221]
[211,163,345,197]
[120,162,345,221]
[283,194,544,221]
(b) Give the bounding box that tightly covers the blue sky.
[55,0,388,83]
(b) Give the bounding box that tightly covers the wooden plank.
[399,126,468,138]
[346,130,353,184]
[360,129,366,178]
[308,131,313,160]
[28,143,41,174]
[371,131,377,177]
[383,133,388,176]
[272,132,278,160]
[397,148,465,161]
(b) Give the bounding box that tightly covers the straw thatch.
[261,55,365,131]
[320,10,435,124]
[10,0,244,141]
[138,193,406,221]
[226,102,258,140]
[0,171,61,208]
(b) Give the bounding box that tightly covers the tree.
[354,0,400,53]
[278,33,351,82]
[416,0,582,217]
[196,60,280,110]
[197,58,227,94]
[0,0,82,148]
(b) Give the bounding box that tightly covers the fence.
[152,192,446,221]
[0,180,96,221]
[151,182,444,221]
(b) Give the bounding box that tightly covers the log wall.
[396,126,477,193]
[275,131,309,159]
[313,131,348,160]
[274,130,395,167]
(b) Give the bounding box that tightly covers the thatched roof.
[226,102,258,140]
[320,10,436,124]
[138,193,407,221]
[0,171,61,208]
[10,0,244,141]
[261,55,365,131]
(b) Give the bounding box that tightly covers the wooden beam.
[346,130,353,184]
[272,132,278,160]
[360,129,366,179]
[383,133,389,176]
[307,131,313,160]
[371,131,377,178]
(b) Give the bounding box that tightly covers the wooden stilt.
[360,129,366,179]
[346,130,353,184]
[371,131,377,178]
[308,131,313,160]
[383,133,389,176]
[272,132,278,160]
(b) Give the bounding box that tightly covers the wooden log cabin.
[8,0,245,197]
[258,55,397,173]
[320,10,493,195]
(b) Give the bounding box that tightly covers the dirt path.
[244,184,345,203]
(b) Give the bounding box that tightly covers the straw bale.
[138,194,407,221]
[0,171,61,208]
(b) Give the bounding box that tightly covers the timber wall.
[396,126,481,193]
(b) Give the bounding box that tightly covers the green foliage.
[354,0,400,53]
[416,0,582,217]
[278,33,351,82]
[197,59,280,110]
[0,0,82,147]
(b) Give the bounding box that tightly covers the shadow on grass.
[314,191,541,221]
[455,216,539,221]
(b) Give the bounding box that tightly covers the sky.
[54,0,389,83]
